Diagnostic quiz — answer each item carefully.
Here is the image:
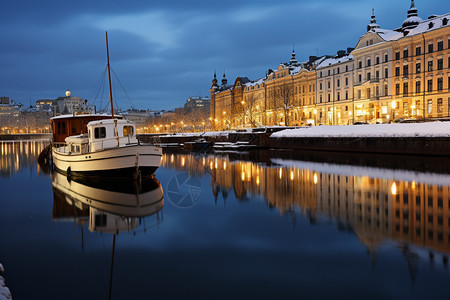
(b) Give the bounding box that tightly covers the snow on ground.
[271,158,450,186]
[161,131,231,137]
[271,122,450,138]
[0,264,12,300]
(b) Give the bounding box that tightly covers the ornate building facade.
[210,1,450,129]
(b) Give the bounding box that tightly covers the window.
[94,127,106,139]
[123,126,134,137]
[395,67,400,76]
[345,91,348,100]
[328,81,331,89]
[395,52,400,60]
[416,81,421,93]
[437,98,443,113]
[437,59,443,70]
[385,68,388,78]
[366,88,371,98]
[437,78,443,90]
[403,65,408,76]
[337,92,340,101]
[428,61,433,71]
[403,83,408,96]
[428,79,433,91]
[358,90,361,99]
[367,72,371,81]
[367,59,371,67]
[328,94,331,102]
[384,84,388,96]
[336,68,340,74]
[437,41,443,51]
[428,43,434,53]
[376,57,380,64]
[320,83,322,90]
[328,70,331,76]
[384,54,388,62]
[345,77,349,86]
[358,61,362,69]
[416,63,421,73]
[376,70,379,78]
[403,49,408,58]
[427,99,433,114]
[358,74,362,82]
[396,84,400,95]
[337,79,340,87]
[320,95,323,103]
[320,72,322,78]
[416,46,421,56]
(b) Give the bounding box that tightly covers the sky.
[0,0,448,111]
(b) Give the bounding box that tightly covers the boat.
[213,141,257,152]
[51,32,162,179]
[183,138,212,152]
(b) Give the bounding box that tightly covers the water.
[1,141,450,299]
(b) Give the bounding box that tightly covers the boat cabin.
[50,113,121,143]
[62,119,138,154]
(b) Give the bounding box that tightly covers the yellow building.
[210,2,449,127]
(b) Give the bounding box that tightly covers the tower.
[367,8,380,32]
[402,0,422,30]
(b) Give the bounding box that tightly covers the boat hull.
[52,144,162,178]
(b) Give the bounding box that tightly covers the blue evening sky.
[0,0,448,110]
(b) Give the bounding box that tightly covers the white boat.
[52,118,162,178]
[51,32,162,179]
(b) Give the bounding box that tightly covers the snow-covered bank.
[271,122,450,138]
[0,264,12,300]
[271,158,450,186]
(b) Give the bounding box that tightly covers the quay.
[138,122,450,157]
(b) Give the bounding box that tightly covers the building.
[36,90,88,115]
[210,1,450,127]
[184,96,210,113]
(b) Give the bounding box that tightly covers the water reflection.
[0,140,49,177]
[162,152,450,269]
[51,171,164,299]
[51,170,164,233]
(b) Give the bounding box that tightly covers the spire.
[221,71,227,86]
[211,71,218,89]
[289,45,298,65]
[402,0,422,30]
[367,8,380,32]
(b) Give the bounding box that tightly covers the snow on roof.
[245,78,265,87]
[51,113,113,120]
[316,54,353,69]
[370,12,450,42]
[271,122,450,138]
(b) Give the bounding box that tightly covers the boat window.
[95,214,107,227]
[123,126,134,137]
[94,127,106,139]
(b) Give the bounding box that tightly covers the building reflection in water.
[0,141,49,177]
[162,152,450,273]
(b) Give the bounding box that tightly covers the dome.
[65,90,71,97]
[402,0,422,30]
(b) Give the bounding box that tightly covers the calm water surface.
[1,141,450,299]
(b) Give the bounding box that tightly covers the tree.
[272,81,295,126]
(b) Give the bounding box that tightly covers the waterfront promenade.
[139,121,450,156]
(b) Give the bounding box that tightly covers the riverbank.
[138,121,450,156]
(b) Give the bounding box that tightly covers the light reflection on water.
[0,142,450,299]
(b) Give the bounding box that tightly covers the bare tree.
[272,82,295,126]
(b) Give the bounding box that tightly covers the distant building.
[0,97,10,105]
[122,109,152,124]
[36,90,88,115]
[184,96,210,113]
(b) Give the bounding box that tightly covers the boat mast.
[105,31,114,119]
